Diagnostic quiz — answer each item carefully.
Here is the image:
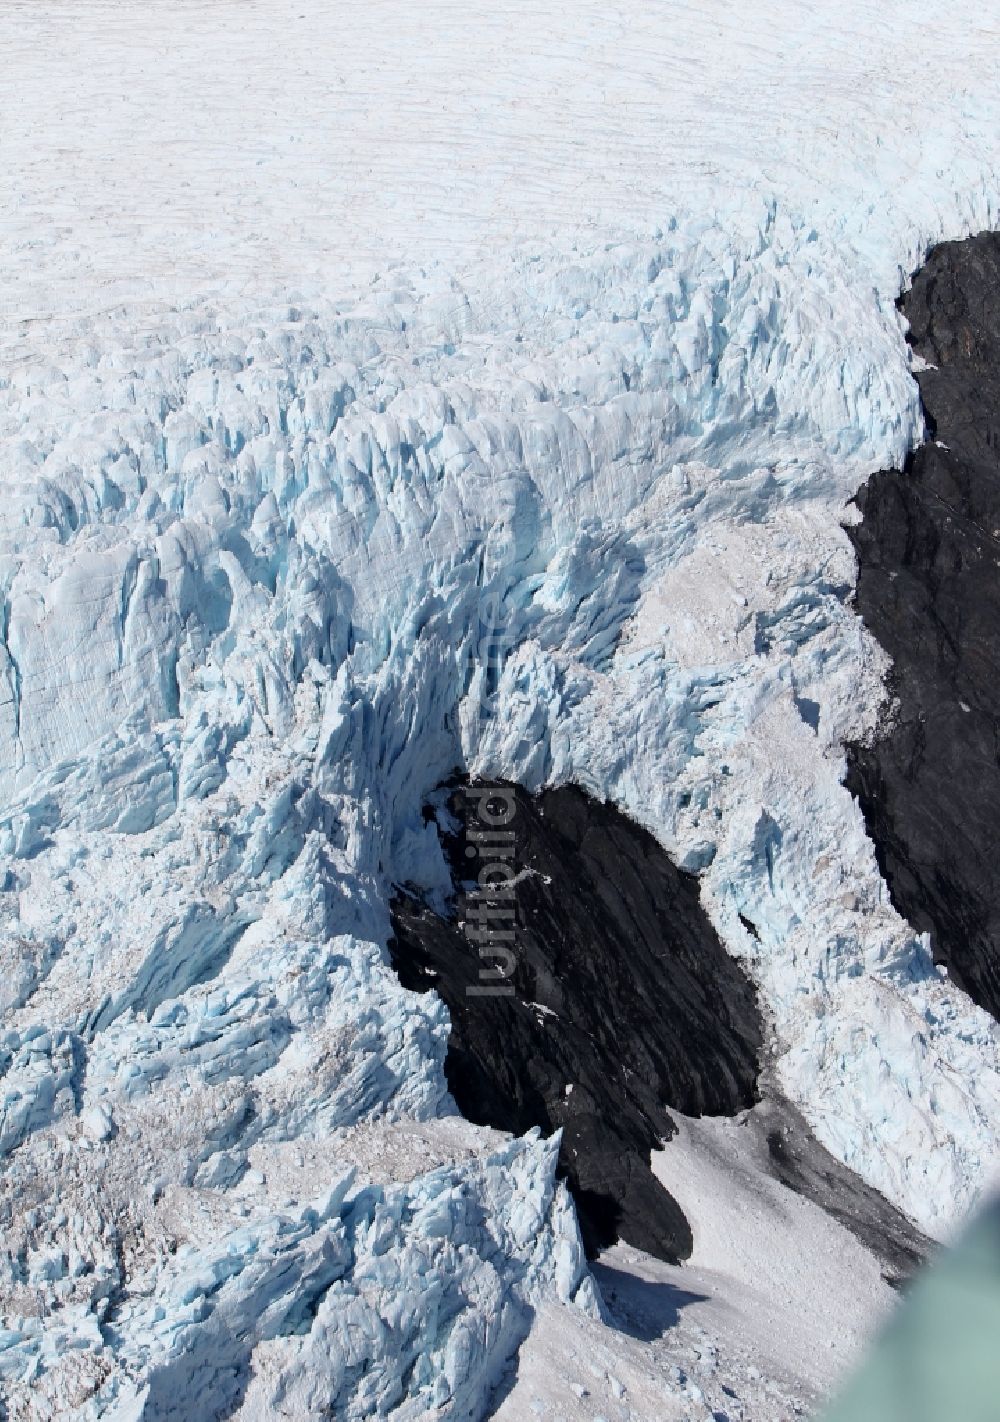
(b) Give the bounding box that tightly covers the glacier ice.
[0,45,1000,1408]
[2,206,999,1414]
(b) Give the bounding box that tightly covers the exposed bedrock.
[390,780,766,1263]
[847,231,1000,1023]
[755,1092,931,1287]
[390,780,931,1280]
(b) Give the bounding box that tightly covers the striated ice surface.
[2,1,1000,1416]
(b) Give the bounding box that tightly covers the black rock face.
[847,231,1000,1022]
[756,1093,930,1288]
[389,781,763,1262]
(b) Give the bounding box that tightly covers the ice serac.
[847,231,1000,1023]
[1,203,1000,1415]
[103,1135,596,1422]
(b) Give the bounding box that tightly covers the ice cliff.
[2,194,1000,1416]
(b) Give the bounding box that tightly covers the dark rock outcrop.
[846,230,1000,1022]
[390,780,764,1262]
[756,1092,931,1287]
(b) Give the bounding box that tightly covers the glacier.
[2,208,999,1418]
[2,0,1000,1416]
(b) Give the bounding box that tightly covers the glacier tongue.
[1,200,1000,1415]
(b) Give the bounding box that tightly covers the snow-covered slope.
[2,0,999,332]
[2,2,1000,1417]
[496,1109,902,1422]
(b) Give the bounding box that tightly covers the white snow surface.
[2,1,1000,1417]
[497,1110,897,1421]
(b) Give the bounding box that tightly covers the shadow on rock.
[389,779,763,1263]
